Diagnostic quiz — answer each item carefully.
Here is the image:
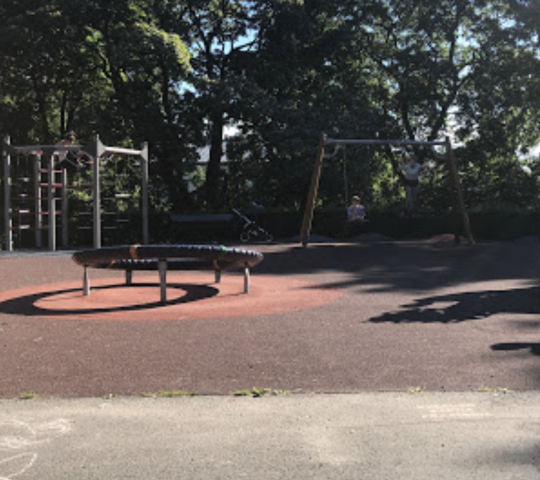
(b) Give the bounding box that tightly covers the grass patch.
[479,387,512,394]
[233,387,290,397]
[141,390,198,398]
[19,392,37,400]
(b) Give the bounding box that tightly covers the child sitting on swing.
[347,195,366,222]
[399,153,422,217]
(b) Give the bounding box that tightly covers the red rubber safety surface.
[1,239,540,398]
[0,274,342,322]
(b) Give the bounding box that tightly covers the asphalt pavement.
[1,392,539,480]
[2,240,540,479]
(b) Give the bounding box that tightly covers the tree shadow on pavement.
[256,241,540,295]
[369,285,540,324]
[491,343,540,355]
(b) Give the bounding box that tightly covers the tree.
[354,0,540,210]
[0,0,111,142]
[174,0,275,209]
[226,0,383,209]
[2,0,540,217]
[59,0,193,208]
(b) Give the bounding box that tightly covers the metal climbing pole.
[3,136,12,251]
[141,142,149,244]
[2,134,150,250]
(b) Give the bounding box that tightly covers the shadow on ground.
[256,240,540,294]
[0,283,218,317]
[492,343,540,356]
[369,285,540,323]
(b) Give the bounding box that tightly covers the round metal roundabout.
[72,244,264,303]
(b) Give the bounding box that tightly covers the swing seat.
[345,216,370,238]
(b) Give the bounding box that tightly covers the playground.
[1,134,539,398]
[0,237,539,398]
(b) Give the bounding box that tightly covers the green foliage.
[479,386,512,394]
[19,392,37,400]
[141,390,198,397]
[232,387,289,397]
[1,0,540,218]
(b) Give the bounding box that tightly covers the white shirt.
[404,163,421,180]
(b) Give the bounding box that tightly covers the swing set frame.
[299,133,474,247]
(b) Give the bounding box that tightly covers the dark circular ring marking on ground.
[0,274,344,322]
[0,281,219,317]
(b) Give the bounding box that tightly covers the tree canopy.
[1,0,539,214]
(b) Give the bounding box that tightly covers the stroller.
[232,208,273,243]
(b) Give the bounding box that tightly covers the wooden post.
[445,137,474,245]
[299,133,327,247]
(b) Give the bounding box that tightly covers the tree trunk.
[205,111,224,209]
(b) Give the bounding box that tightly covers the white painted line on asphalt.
[417,404,493,420]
